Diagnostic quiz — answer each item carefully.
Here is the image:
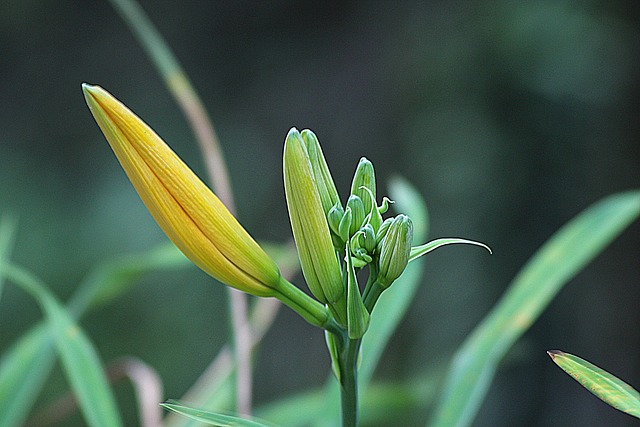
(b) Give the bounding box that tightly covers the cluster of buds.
[284,128,416,338]
[83,84,490,341]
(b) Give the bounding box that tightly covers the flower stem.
[335,332,362,427]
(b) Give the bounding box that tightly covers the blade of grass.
[0,243,189,427]
[105,0,232,208]
[104,0,255,414]
[0,214,18,302]
[161,400,278,427]
[2,262,123,427]
[0,325,56,427]
[429,190,640,427]
[548,350,640,419]
[164,244,296,427]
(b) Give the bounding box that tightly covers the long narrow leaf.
[0,214,17,301]
[409,238,491,262]
[429,190,640,427]
[0,325,56,427]
[548,350,640,419]
[2,263,123,427]
[162,400,278,427]
[0,243,188,427]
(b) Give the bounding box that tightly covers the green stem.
[363,280,385,313]
[275,277,340,333]
[336,333,361,427]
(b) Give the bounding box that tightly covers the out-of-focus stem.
[106,0,251,415]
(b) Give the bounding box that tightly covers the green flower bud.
[360,186,383,233]
[301,129,341,215]
[327,203,345,236]
[327,203,347,250]
[338,206,353,244]
[346,195,366,236]
[350,157,376,215]
[360,223,377,254]
[375,217,394,246]
[283,128,344,304]
[377,214,413,288]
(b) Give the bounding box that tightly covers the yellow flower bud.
[82,84,280,297]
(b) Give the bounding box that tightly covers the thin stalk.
[106,0,252,415]
[335,332,362,427]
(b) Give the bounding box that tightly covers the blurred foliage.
[0,1,638,426]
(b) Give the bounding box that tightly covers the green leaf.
[0,324,55,427]
[429,190,640,427]
[161,400,279,427]
[0,243,189,427]
[2,262,123,427]
[548,350,640,419]
[409,238,491,262]
[346,241,369,339]
[0,214,18,302]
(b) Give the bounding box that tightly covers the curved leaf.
[162,400,278,427]
[429,190,640,427]
[548,350,640,419]
[2,263,122,427]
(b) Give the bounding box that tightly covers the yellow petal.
[83,84,279,296]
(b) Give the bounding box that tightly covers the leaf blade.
[161,400,278,427]
[3,263,123,427]
[429,190,640,427]
[548,350,640,419]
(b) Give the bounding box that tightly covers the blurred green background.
[1,1,639,425]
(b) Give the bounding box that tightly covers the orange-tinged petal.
[83,84,279,296]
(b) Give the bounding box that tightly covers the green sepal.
[346,241,370,339]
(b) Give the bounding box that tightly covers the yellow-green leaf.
[548,350,640,419]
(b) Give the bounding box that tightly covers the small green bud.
[301,129,341,215]
[327,203,345,236]
[360,186,383,233]
[346,195,366,236]
[375,217,394,246]
[357,223,377,254]
[283,128,344,304]
[338,206,353,244]
[350,157,376,215]
[377,214,413,288]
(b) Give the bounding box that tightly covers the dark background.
[1,1,639,426]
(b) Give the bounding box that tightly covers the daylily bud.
[301,129,341,215]
[82,84,280,297]
[346,195,366,236]
[350,157,376,215]
[283,128,344,304]
[376,217,394,246]
[338,206,353,245]
[377,214,413,288]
